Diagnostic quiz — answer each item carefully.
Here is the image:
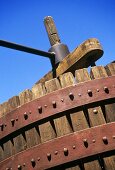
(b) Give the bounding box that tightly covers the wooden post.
[44,16,61,46]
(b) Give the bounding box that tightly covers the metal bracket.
[0,122,115,170]
[0,75,115,141]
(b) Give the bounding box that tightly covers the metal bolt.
[87,90,92,97]
[11,119,15,126]
[102,136,108,144]
[64,148,68,156]
[112,135,115,139]
[69,92,74,100]
[24,112,28,120]
[52,101,56,108]
[97,89,99,92]
[54,151,58,155]
[44,104,47,108]
[83,139,88,148]
[93,109,98,114]
[78,93,81,97]
[72,145,76,149]
[38,106,42,113]
[61,98,64,102]
[17,165,22,170]
[31,158,36,167]
[47,153,51,161]
[0,124,4,131]
[92,139,96,143]
[37,157,40,161]
[104,86,109,93]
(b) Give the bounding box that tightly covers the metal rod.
[0,40,55,58]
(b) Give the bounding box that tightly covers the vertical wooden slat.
[45,78,73,137]
[32,82,56,143]
[90,66,115,170]
[0,96,21,161]
[19,89,40,148]
[75,68,102,170]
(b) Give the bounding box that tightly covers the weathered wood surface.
[36,38,103,84]
[44,16,61,46]
[0,63,115,170]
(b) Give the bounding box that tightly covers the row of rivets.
[5,135,114,169]
[0,85,112,132]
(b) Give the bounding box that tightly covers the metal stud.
[104,86,109,93]
[37,157,40,161]
[97,89,99,92]
[0,124,4,131]
[102,136,108,144]
[24,112,28,120]
[87,90,92,97]
[52,101,56,108]
[61,98,64,102]
[38,106,42,113]
[112,135,115,139]
[69,92,74,100]
[64,147,68,156]
[78,93,81,97]
[47,153,51,161]
[44,104,47,108]
[17,165,22,170]
[72,145,76,149]
[6,168,10,170]
[83,139,88,148]
[92,139,96,143]
[54,151,58,155]
[93,109,98,114]
[31,158,36,167]
[11,119,15,126]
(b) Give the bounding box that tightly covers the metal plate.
[0,76,115,141]
[0,123,115,170]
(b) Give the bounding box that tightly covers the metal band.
[0,76,115,141]
[0,123,115,170]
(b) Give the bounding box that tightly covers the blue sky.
[0,0,115,103]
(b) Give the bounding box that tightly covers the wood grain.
[36,38,103,84]
[90,66,115,170]
[75,68,102,170]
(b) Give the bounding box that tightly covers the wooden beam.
[36,38,103,84]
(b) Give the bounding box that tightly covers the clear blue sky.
[0,0,115,103]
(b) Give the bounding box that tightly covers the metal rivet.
[72,145,76,149]
[37,157,40,161]
[23,163,26,167]
[69,92,74,100]
[104,86,109,93]
[31,158,36,167]
[47,153,51,161]
[52,101,56,108]
[54,151,58,155]
[17,165,22,170]
[87,90,92,97]
[61,98,64,102]
[112,135,115,139]
[0,124,4,131]
[11,119,15,126]
[24,112,28,120]
[97,89,99,92]
[29,111,31,114]
[16,118,18,121]
[102,136,108,144]
[44,104,47,108]
[92,139,96,143]
[83,139,88,148]
[78,93,81,97]
[6,168,10,170]
[38,106,42,113]
[64,148,68,156]
[93,109,98,114]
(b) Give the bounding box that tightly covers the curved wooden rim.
[0,123,115,170]
[0,76,115,141]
